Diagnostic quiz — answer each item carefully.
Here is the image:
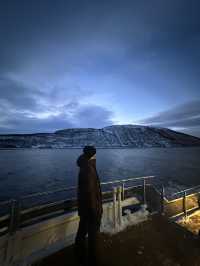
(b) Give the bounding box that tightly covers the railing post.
[9,200,21,234]
[122,182,125,201]
[113,187,117,228]
[183,191,187,219]
[117,186,122,226]
[143,178,146,205]
[161,186,165,215]
[9,199,16,234]
[198,192,200,208]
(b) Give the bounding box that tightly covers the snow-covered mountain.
[0,125,200,148]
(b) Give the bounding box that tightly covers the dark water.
[0,147,200,202]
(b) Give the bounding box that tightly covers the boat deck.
[177,210,200,235]
[34,214,200,266]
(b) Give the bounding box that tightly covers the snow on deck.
[101,204,149,235]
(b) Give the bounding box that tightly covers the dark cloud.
[180,126,200,138]
[73,105,113,128]
[0,77,43,111]
[1,0,200,73]
[0,113,74,134]
[0,76,113,132]
[1,1,200,133]
[0,73,114,133]
[161,117,200,128]
[139,100,200,137]
[0,104,113,134]
[140,100,200,124]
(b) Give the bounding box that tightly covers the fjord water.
[0,147,200,201]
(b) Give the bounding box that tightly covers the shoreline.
[1,145,200,150]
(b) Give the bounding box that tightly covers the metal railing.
[101,175,155,201]
[2,175,200,235]
[21,186,77,200]
[170,185,200,198]
[17,175,155,201]
[0,176,155,235]
[161,184,200,219]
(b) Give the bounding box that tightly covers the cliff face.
[0,125,200,148]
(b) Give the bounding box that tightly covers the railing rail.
[161,184,200,219]
[21,186,77,200]
[0,175,155,209]
[0,175,155,235]
[101,176,155,201]
[101,175,155,185]
[1,175,200,236]
[18,175,155,201]
[170,184,200,197]
[0,199,13,206]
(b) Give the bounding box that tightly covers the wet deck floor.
[177,210,200,236]
[34,215,200,266]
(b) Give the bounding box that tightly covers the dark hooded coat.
[77,154,103,221]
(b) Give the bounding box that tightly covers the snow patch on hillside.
[1,125,200,148]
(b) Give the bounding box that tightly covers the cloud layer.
[0,1,200,135]
[0,76,113,133]
[139,100,200,137]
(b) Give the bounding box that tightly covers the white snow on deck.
[101,204,149,235]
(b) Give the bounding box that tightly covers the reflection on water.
[0,147,200,201]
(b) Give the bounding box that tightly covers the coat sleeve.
[85,167,103,219]
[85,171,98,214]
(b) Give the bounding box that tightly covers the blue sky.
[0,0,200,136]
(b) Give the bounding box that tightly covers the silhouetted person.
[75,146,103,266]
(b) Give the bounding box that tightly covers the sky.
[0,0,200,137]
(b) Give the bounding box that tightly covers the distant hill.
[0,125,200,148]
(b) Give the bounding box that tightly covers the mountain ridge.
[0,125,200,148]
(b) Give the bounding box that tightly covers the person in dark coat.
[75,145,103,266]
